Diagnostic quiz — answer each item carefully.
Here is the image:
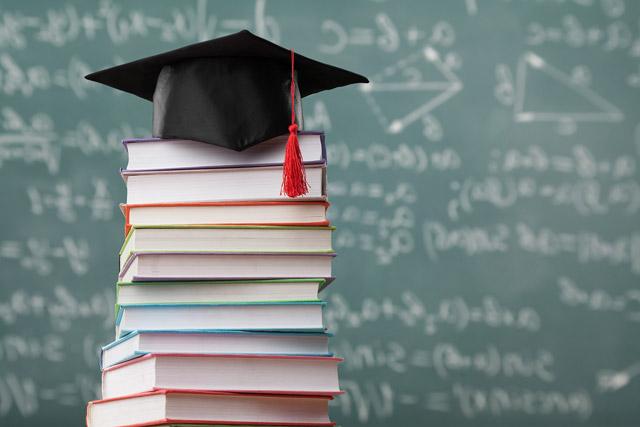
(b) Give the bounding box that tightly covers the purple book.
[119,251,336,283]
[122,131,326,173]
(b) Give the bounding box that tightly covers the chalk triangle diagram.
[360,46,463,134]
[514,52,623,123]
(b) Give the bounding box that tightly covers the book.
[123,164,326,204]
[123,132,325,172]
[86,390,334,427]
[101,330,331,369]
[119,252,335,282]
[119,226,334,269]
[101,354,341,399]
[115,302,326,337]
[121,201,330,234]
[116,279,328,306]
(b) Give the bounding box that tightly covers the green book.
[119,224,335,269]
[116,278,329,307]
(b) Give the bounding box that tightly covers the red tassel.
[281,49,309,198]
[282,123,309,197]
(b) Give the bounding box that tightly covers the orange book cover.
[120,201,331,235]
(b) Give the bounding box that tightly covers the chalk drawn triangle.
[360,46,463,134]
[514,52,623,123]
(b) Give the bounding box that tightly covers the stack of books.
[86,132,340,427]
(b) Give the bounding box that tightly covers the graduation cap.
[85,29,368,197]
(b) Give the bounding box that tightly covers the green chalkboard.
[1,1,639,426]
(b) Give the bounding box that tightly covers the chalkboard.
[1,1,639,426]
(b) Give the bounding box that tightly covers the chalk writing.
[0,0,280,49]
[0,335,64,363]
[452,383,592,419]
[0,108,147,170]
[516,223,640,273]
[597,360,640,392]
[332,380,592,422]
[0,374,99,417]
[489,144,636,179]
[527,15,637,53]
[0,237,90,276]
[328,142,461,173]
[27,179,115,222]
[447,176,640,220]
[558,276,640,321]
[422,220,510,259]
[0,107,60,173]
[0,53,92,98]
[329,181,418,205]
[361,45,462,135]
[423,221,640,274]
[0,286,114,332]
[501,52,624,135]
[325,292,541,335]
[337,340,555,382]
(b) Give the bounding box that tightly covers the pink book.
[101,353,343,399]
[86,389,335,427]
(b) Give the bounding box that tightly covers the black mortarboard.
[85,29,368,196]
[85,29,367,149]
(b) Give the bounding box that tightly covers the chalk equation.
[0,0,280,49]
[423,220,640,274]
[325,292,541,335]
[0,237,90,276]
[336,339,555,383]
[332,379,592,422]
[27,179,115,223]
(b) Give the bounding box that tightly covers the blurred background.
[1,0,639,426]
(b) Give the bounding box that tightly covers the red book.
[101,353,342,399]
[86,389,335,427]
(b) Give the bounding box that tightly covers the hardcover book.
[122,164,326,204]
[119,252,335,282]
[122,132,325,172]
[101,330,331,369]
[115,302,326,337]
[119,225,334,269]
[116,278,328,306]
[121,201,330,235]
[86,390,334,427]
[101,353,342,398]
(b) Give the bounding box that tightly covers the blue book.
[115,301,326,338]
[101,329,333,369]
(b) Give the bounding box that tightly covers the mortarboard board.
[85,29,367,197]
